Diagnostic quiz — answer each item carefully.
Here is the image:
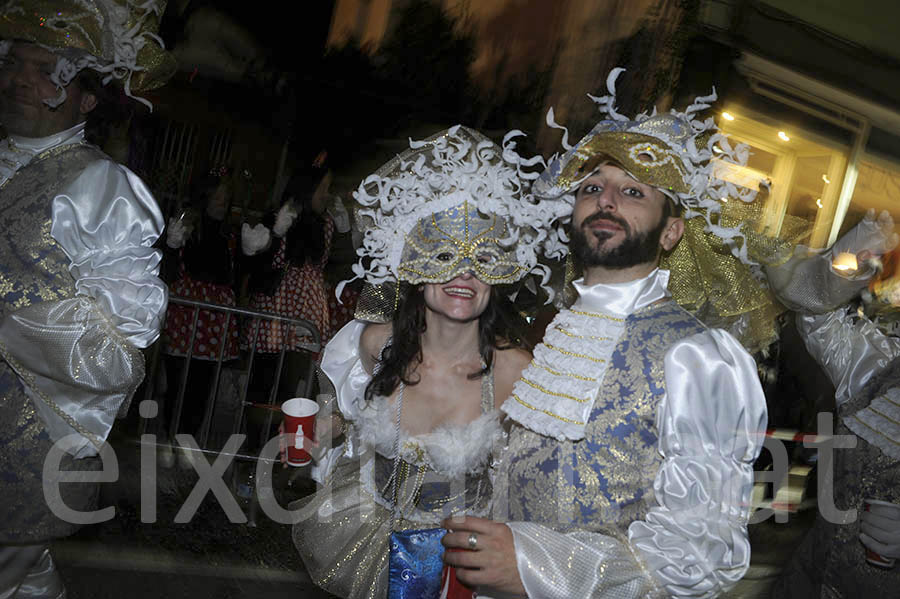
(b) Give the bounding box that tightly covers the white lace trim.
[502,309,623,440]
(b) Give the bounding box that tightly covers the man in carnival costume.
[441,69,770,598]
[762,212,900,597]
[0,1,174,596]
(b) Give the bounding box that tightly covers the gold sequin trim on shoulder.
[568,309,625,322]
[510,393,585,425]
[544,343,606,363]
[531,360,597,382]
[518,377,591,403]
[0,142,89,191]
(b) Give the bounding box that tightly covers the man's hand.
[441,516,527,596]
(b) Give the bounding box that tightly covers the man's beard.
[571,210,667,269]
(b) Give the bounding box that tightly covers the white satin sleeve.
[0,159,165,458]
[505,329,766,599]
[796,309,900,407]
[310,319,372,483]
[50,159,167,348]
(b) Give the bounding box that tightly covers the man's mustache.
[581,211,630,234]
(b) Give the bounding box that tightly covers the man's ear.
[79,92,98,116]
[659,217,684,252]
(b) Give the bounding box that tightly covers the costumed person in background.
[765,210,900,598]
[160,167,240,467]
[441,69,771,598]
[288,125,567,599]
[0,1,174,597]
[240,154,335,448]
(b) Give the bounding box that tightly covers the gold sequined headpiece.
[0,0,176,109]
[338,125,570,313]
[536,68,808,352]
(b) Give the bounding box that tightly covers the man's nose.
[594,186,617,212]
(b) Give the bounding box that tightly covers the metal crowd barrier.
[139,296,321,463]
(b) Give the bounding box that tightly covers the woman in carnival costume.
[288,125,568,599]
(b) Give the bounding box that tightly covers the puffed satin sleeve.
[505,329,766,598]
[50,160,167,347]
[0,160,166,458]
[311,319,371,483]
[796,309,900,407]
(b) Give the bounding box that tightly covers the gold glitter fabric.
[493,301,704,535]
[352,281,398,323]
[0,0,176,94]
[0,145,110,543]
[548,129,691,198]
[661,198,809,353]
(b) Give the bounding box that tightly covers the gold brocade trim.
[0,142,87,191]
[0,296,140,452]
[554,325,612,341]
[852,414,900,447]
[544,343,606,363]
[531,360,597,382]
[511,393,585,425]
[519,377,591,403]
[0,337,104,451]
[568,310,624,322]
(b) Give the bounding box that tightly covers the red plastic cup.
[440,549,477,599]
[282,397,319,466]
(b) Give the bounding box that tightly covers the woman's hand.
[241,222,272,255]
[277,412,344,467]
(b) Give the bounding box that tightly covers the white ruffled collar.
[8,121,86,156]
[571,268,670,316]
[1,122,86,187]
[501,270,671,441]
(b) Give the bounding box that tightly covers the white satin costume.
[0,122,166,594]
[491,268,768,598]
[291,320,503,599]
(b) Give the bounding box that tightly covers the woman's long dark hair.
[364,282,530,402]
[283,166,330,267]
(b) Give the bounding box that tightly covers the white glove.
[166,217,187,249]
[860,500,900,559]
[831,209,899,260]
[327,196,351,233]
[241,222,272,255]
[272,202,298,237]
